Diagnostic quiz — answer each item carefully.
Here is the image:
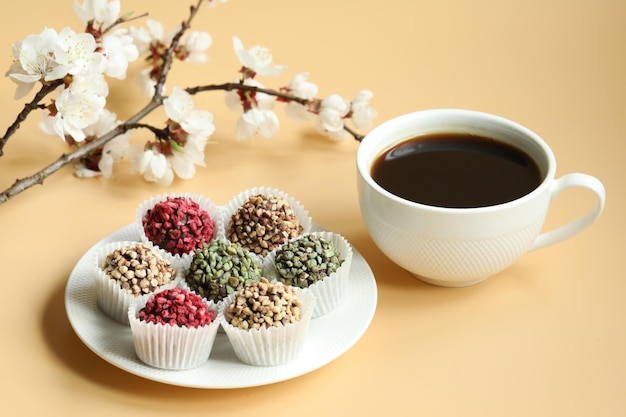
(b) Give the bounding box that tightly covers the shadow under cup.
[356,109,605,287]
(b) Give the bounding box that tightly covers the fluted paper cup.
[263,231,353,317]
[135,192,224,270]
[128,293,222,370]
[94,240,179,325]
[221,290,315,366]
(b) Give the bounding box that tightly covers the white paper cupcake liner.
[221,290,315,366]
[222,186,313,258]
[128,295,223,370]
[94,240,180,325]
[263,231,353,317]
[135,192,225,270]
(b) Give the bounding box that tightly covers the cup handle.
[530,173,606,251]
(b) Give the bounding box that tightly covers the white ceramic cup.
[356,109,606,287]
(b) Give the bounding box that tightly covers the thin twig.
[0,81,362,205]
[0,0,365,205]
[0,99,160,204]
[343,124,364,142]
[186,82,309,105]
[0,80,64,156]
[0,10,152,156]
[153,0,203,97]
[0,1,205,205]
[102,12,149,36]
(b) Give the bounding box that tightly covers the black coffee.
[371,132,543,208]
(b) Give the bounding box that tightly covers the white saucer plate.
[65,223,378,389]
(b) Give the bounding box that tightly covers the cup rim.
[356,108,557,213]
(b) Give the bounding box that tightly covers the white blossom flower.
[285,101,313,122]
[71,71,109,97]
[169,135,208,179]
[315,94,350,139]
[81,108,117,138]
[130,19,171,55]
[77,109,136,177]
[145,19,165,40]
[130,19,180,95]
[6,28,59,98]
[127,25,151,55]
[12,28,58,80]
[73,131,135,178]
[5,61,37,100]
[73,164,102,178]
[284,72,318,121]
[136,68,158,96]
[74,0,121,29]
[133,21,210,64]
[98,133,135,177]
[75,1,138,80]
[232,36,286,77]
[48,27,103,80]
[235,108,279,140]
[326,128,351,141]
[182,31,212,64]
[40,87,106,142]
[350,90,377,130]
[287,72,318,98]
[131,149,174,186]
[223,84,241,112]
[164,87,215,138]
[224,78,278,140]
[146,19,167,41]
[224,78,276,112]
[0,0,378,195]
[152,87,215,181]
[100,28,139,79]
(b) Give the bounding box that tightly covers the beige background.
[1,0,624,416]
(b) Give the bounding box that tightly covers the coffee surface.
[371,133,542,208]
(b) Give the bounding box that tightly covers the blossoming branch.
[0,0,376,204]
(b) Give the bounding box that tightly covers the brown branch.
[187,83,364,140]
[0,0,366,205]
[101,12,149,36]
[0,9,152,157]
[0,0,207,204]
[343,124,364,142]
[0,80,64,156]
[152,0,203,96]
[0,97,163,205]
[0,78,365,205]
[185,82,309,106]
[0,81,366,204]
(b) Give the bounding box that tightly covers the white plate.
[65,223,378,389]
